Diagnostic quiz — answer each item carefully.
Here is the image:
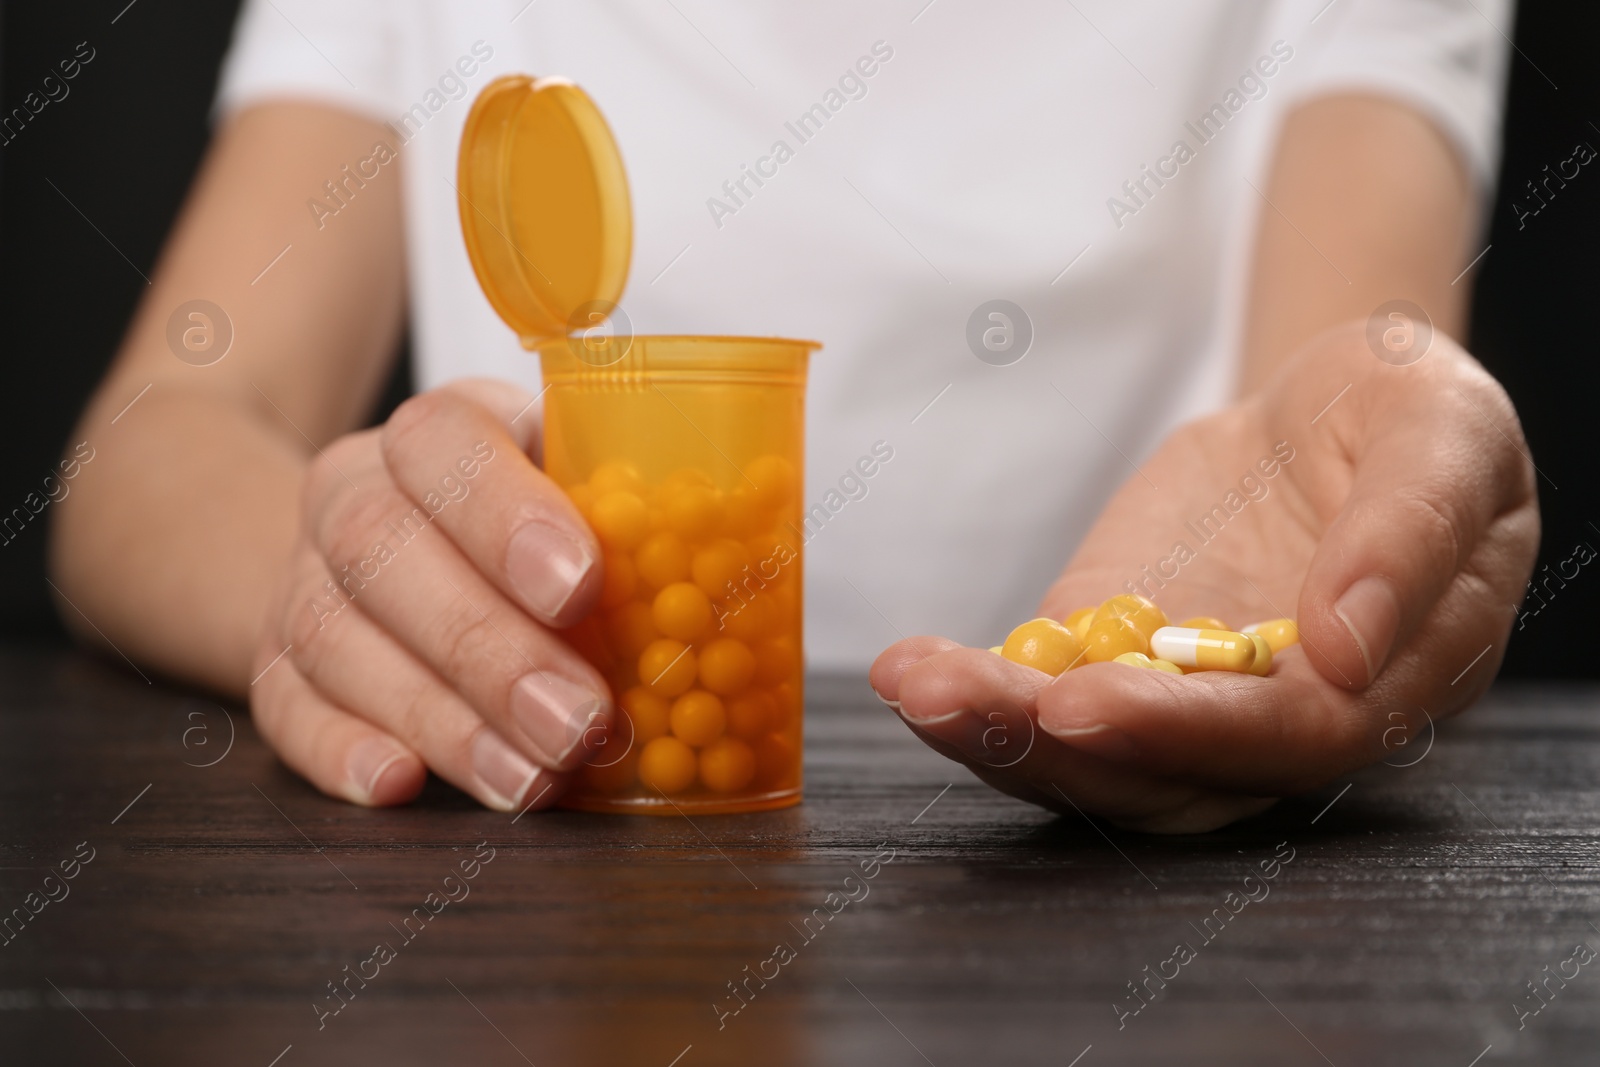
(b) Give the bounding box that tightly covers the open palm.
[871,323,1539,832]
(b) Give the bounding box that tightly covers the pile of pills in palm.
[990,594,1299,677]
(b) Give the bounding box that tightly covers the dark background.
[1,1,1595,675]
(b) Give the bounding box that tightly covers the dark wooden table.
[1,646,1597,1066]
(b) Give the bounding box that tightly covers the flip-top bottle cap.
[457,75,632,347]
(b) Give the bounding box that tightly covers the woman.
[50,0,1537,830]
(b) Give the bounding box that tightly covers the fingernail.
[872,688,902,712]
[471,729,543,812]
[1047,723,1139,762]
[509,673,610,769]
[900,706,966,728]
[346,737,411,803]
[1333,575,1402,686]
[505,520,594,621]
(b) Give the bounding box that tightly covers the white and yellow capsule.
[1149,626,1257,672]
[1245,633,1273,676]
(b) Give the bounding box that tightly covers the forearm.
[52,385,305,695]
[1241,93,1478,390]
[46,102,407,694]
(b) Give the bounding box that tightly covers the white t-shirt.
[215,0,1511,669]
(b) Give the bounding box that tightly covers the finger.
[305,436,612,772]
[1031,647,1379,795]
[886,643,1268,832]
[1288,335,1538,689]
[250,648,425,807]
[284,558,570,812]
[868,635,968,706]
[380,382,601,628]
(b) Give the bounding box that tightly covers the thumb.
[1293,343,1533,690]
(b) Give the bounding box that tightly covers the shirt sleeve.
[212,0,404,124]
[1285,0,1516,188]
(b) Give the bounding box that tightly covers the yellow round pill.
[1149,658,1184,675]
[752,636,799,686]
[1063,607,1096,644]
[619,685,671,744]
[589,490,650,551]
[699,737,757,793]
[722,486,769,538]
[1000,618,1086,676]
[1243,618,1299,653]
[744,455,797,510]
[988,645,1003,654]
[1093,594,1167,642]
[635,531,691,590]
[638,736,697,794]
[663,484,724,542]
[699,638,757,695]
[662,467,715,491]
[1112,651,1154,668]
[720,594,775,642]
[745,530,798,576]
[669,689,726,747]
[725,690,775,741]
[652,582,713,642]
[1083,616,1150,663]
[589,460,646,496]
[639,638,697,697]
[691,538,751,599]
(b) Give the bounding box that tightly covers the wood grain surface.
[0,647,1596,1066]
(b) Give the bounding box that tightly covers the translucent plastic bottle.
[457,74,817,813]
[540,335,815,813]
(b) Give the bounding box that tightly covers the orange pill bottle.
[457,75,814,813]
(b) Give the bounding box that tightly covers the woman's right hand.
[249,378,613,813]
